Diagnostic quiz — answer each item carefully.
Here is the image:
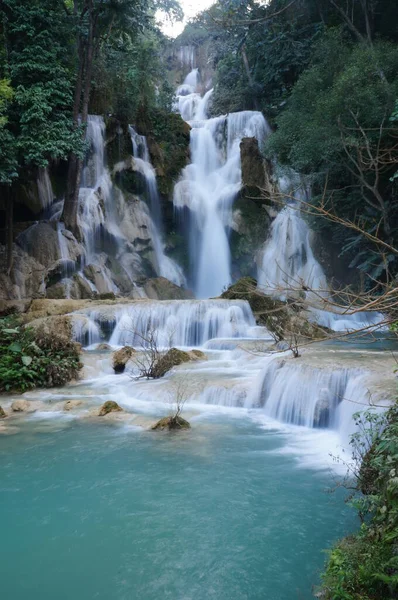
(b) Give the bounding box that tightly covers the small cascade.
[257,177,385,331]
[37,167,54,211]
[252,358,365,428]
[174,69,270,298]
[129,127,185,287]
[71,299,257,347]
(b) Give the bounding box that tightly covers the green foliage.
[0,317,82,392]
[321,405,398,599]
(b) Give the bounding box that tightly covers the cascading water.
[37,167,54,211]
[174,69,270,298]
[129,127,185,287]
[71,298,259,348]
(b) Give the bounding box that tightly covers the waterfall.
[173,69,270,298]
[129,127,186,287]
[37,167,54,211]
[177,45,196,70]
[71,299,258,347]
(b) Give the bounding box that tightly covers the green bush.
[321,405,398,599]
[0,317,82,392]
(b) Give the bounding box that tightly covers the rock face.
[151,415,191,431]
[142,277,194,300]
[0,406,6,418]
[152,348,192,378]
[112,346,135,373]
[98,401,123,416]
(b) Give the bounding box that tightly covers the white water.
[71,299,261,348]
[174,69,270,297]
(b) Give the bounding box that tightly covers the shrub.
[0,316,82,392]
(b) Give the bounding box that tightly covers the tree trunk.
[62,2,95,239]
[6,186,13,275]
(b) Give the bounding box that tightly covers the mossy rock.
[0,406,6,419]
[112,346,135,373]
[98,401,123,416]
[152,347,192,378]
[151,415,191,431]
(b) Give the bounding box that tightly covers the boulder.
[98,401,123,416]
[151,415,191,431]
[143,277,194,300]
[0,406,6,418]
[64,400,83,411]
[17,222,83,268]
[11,399,34,413]
[112,346,135,373]
[0,243,45,302]
[152,347,192,378]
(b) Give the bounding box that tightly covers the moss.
[98,401,123,416]
[230,197,271,277]
[0,406,6,418]
[152,347,191,378]
[135,106,190,196]
[151,415,191,431]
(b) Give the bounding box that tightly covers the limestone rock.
[151,415,191,431]
[17,222,83,268]
[83,264,115,296]
[0,406,6,418]
[143,277,194,300]
[112,346,135,373]
[26,315,74,342]
[11,399,34,413]
[64,400,83,411]
[98,401,123,416]
[152,347,192,378]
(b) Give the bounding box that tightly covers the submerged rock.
[187,349,207,361]
[0,406,6,418]
[64,400,83,411]
[151,415,191,431]
[152,348,192,378]
[97,343,112,351]
[98,401,123,416]
[112,346,135,373]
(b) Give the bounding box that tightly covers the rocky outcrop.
[221,278,330,341]
[98,401,123,416]
[152,347,192,378]
[151,415,191,431]
[142,277,194,300]
[240,137,266,196]
[112,346,135,373]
